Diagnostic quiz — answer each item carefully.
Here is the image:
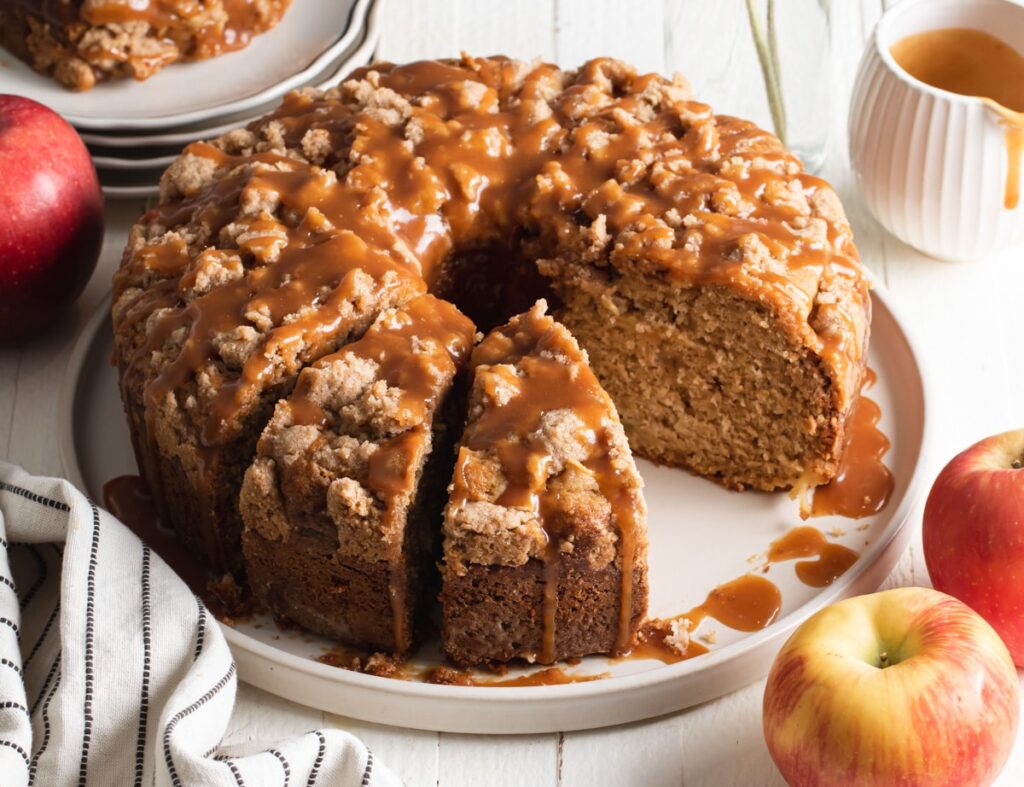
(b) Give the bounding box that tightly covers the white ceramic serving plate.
[76,0,383,149]
[0,0,369,130]
[59,278,929,734]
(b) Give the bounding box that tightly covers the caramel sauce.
[767,526,859,588]
[628,574,781,664]
[891,28,1024,209]
[449,305,644,663]
[66,0,288,58]
[628,624,709,664]
[112,56,869,584]
[810,369,893,519]
[102,474,209,593]
[1000,121,1024,210]
[286,295,475,652]
[686,574,782,631]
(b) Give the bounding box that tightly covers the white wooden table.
[4,0,1024,783]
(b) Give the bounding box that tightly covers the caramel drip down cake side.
[442,301,649,666]
[240,295,476,652]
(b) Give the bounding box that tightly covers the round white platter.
[0,0,370,130]
[76,0,382,149]
[60,275,929,734]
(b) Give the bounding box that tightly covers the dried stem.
[745,0,788,144]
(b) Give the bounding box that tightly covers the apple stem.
[879,651,889,667]
[1012,459,1022,470]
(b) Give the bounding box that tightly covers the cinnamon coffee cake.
[0,0,290,90]
[113,55,871,663]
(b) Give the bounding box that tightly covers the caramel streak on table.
[4,1,1024,785]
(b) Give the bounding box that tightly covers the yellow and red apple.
[763,587,1018,786]
[0,95,103,344]
[924,429,1024,665]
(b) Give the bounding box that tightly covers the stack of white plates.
[0,0,382,199]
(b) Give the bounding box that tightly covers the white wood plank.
[677,680,787,787]
[377,0,557,64]
[555,0,665,72]
[437,733,557,787]
[375,0,459,62]
[665,0,774,133]
[221,683,323,751]
[324,713,440,787]
[5,200,142,476]
[560,716,688,787]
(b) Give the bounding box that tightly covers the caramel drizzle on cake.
[449,303,645,662]
[117,57,866,449]
[238,293,475,652]
[283,295,476,651]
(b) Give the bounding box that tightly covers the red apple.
[924,429,1024,664]
[763,587,1019,786]
[0,94,103,344]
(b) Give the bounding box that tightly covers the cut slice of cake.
[441,301,648,666]
[0,0,291,90]
[240,295,476,652]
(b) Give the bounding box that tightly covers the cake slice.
[441,301,648,666]
[0,0,291,91]
[240,295,476,652]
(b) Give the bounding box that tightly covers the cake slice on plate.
[240,294,476,653]
[441,301,649,666]
[0,0,291,90]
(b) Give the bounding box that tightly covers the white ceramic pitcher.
[849,0,1024,262]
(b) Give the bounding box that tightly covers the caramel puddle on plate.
[626,574,782,665]
[103,474,249,620]
[624,525,862,666]
[890,27,1024,208]
[766,526,859,588]
[103,474,207,592]
[810,368,894,519]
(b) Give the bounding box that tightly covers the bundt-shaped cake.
[112,55,870,664]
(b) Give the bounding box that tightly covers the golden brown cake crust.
[0,0,291,90]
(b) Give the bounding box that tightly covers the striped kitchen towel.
[0,461,401,787]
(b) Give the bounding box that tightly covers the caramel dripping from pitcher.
[890,28,1024,209]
